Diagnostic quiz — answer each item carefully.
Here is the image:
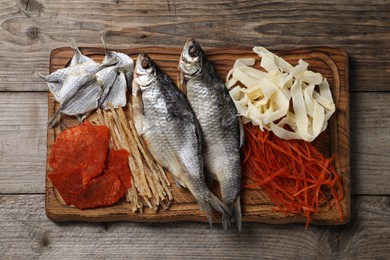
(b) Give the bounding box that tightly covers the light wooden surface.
[0,0,389,258]
[46,46,349,224]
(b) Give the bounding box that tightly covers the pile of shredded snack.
[242,124,344,228]
[227,47,344,227]
[227,47,336,142]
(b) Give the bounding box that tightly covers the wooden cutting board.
[46,46,350,225]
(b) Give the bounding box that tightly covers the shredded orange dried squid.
[242,124,344,228]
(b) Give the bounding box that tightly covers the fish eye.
[189,46,198,57]
[141,59,151,69]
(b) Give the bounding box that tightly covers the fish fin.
[47,82,62,101]
[177,70,187,96]
[238,116,245,147]
[172,175,186,189]
[195,191,232,228]
[48,110,61,129]
[208,191,231,216]
[68,38,82,54]
[131,84,146,135]
[77,112,91,123]
[198,200,214,228]
[234,195,242,233]
[118,63,134,73]
[76,114,84,123]
[102,57,118,67]
[100,36,109,54]
[222,210,231,232]
[95,75,104,91]
[35,71,48,81]
[134,86,145,116]
[222,196,242,233]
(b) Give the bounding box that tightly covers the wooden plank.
[0,92,47,194]
[0,194,389,259]
[0,0,389,91]
[0,92,387,195]
[350,92,390,195]
[45,47,350,224]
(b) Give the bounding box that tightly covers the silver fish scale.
[132,53,229,224]
[141,81,204,191]
[186,77,241,205]
[61,80,102,116]
[101,71,127,110]
[96,66,119,107]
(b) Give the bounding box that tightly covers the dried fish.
[132,53,229,225]
[48,73,103,128]
[179,38,243,232]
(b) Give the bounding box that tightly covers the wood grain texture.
[0,92,47,194]
[350,92,390,195]
[0,0,389,91]
[1,194,389,259]
[45,47,350,225]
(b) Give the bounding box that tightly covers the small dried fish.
[41,39,133,128]
[48,73,103,128]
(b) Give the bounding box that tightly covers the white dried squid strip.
[227,46,336,142]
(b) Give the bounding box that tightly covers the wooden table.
[0,1,389,258]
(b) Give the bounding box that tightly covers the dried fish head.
[48,73,102,128]
[134,53,157,89]
[179,38,204,77]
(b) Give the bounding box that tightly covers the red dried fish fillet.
[48,169,84,204]
[106,149,132,189]
[48,120,132,209]
[48,120,109,185]
[72,149,131,209]
[71,169,125,209]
